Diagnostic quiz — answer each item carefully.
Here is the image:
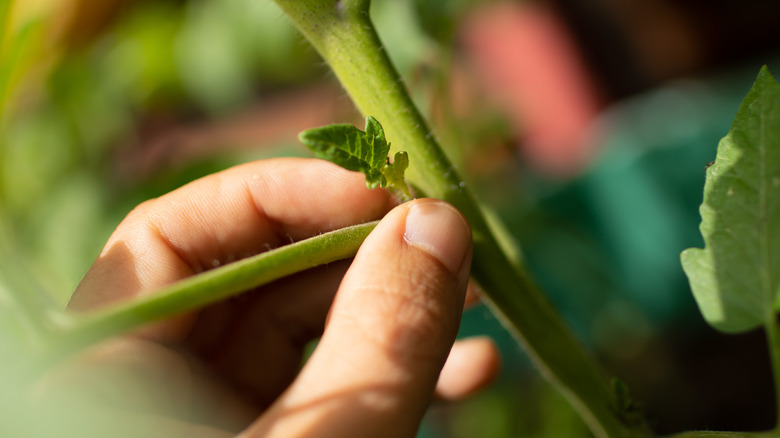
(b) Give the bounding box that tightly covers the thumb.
[244,199,472,438]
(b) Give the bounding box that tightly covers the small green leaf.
[364,115,387,152]
[681,66,780,333]
[299,116,389,188]
[382,151,412,201]
[299,116,413,200]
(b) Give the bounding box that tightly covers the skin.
[63,158,500,437]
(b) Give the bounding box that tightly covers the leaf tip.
[754,65,780,91]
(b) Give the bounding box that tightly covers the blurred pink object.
[461,2,604,177]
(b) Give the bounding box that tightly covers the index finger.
[69,158,393,313]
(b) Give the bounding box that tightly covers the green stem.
[35,221,378,369]
[272,1,650,436]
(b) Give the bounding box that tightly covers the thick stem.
[35,221,378,369]
[272,1,650,436]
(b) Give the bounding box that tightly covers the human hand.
[64,158,500,437]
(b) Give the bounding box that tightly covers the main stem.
[272,1,649,437]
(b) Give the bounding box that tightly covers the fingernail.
[404,201,471,275]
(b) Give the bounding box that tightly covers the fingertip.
[435,336,502,401]
[403,200,472,279]
[464,281,483,308]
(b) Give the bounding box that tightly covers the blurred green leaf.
[0,213,61,358]
[104,1,185,108]
[371,0,434,76]
[0,1,44,119]
[175,0,253,112]
[410,0,477,43]
[28,173,113,305]
[0,281,39,358]
[176,0,317,113]
[681,66,780,333]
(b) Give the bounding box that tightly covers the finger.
[185,260,352,408]
[69,158,392,340]
[434,336,501,401]
[464,280,483,308]
[58,263,359,433]
[244,199,473,438]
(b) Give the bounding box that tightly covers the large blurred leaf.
[681,67,780,333]
[0,211,60,365]
[103,1,185,108]
[176,0,317,113]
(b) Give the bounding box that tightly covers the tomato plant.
[3,0,780,437]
